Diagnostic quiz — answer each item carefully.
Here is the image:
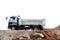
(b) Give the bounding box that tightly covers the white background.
[0,0,60,30]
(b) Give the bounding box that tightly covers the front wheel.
[11,27,15,30]
[8,25,16,30]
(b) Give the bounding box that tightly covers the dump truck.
[6,16,45,30]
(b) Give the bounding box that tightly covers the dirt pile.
[54,25,60,30]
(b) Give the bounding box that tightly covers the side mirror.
[6,17,8,21]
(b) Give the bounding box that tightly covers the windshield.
[9,16,16,22]
[10,17,15,20]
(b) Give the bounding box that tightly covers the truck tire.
[31,25,38,30]
[12,25,19,30]
[32,25,43,30]
[39,25,43,30]
[9,26,15,30]
[11,26,15,30]
[8,26,13,30]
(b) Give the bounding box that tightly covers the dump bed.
[19,19,45,26]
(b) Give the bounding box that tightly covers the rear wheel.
[39,25,43,30]
[31,25,43,30]
[34,26,39,30]
[30,25,38,30]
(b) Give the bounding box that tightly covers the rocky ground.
[0,25,60,40]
